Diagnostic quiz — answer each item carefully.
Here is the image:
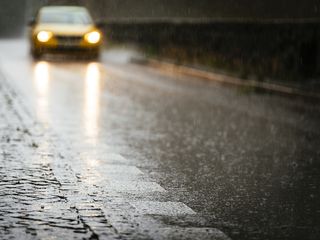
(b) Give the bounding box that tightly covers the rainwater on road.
[0,39,319,240]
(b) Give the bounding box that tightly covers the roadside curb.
[132,57,320,101]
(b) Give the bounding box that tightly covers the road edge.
[131,57,320,102]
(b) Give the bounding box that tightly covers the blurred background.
[1,0,320,82]
[0,2,320,240]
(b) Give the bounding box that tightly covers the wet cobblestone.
[0,83,94,239]
[0,71,230,240]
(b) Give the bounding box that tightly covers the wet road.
[0,39,320,240]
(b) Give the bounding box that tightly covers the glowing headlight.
[37,31,53,42]
[85,31,101,44]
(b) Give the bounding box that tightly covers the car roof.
[40,6,89,13]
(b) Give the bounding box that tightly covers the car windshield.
[39,9,93,25]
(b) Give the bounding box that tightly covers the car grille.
[56,36,83,46]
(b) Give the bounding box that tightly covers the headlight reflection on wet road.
[84,62,101,144]
[33,61,50,124]
[82,62,103,184]
[33,61,51,165]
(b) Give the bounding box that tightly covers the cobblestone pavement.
[0,69,230,239]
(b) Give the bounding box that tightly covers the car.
[29,6,103,59]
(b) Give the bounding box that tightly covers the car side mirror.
[95,20,104,29]
[28,18,36,26]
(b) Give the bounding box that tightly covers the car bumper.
[35,46,100,55]
[31,37,102,54]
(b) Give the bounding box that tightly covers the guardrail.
[104,21,320,82]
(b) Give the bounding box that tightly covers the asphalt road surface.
[0,39,319,240]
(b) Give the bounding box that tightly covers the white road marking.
[152,227,231,240]
[130,201,196,216]
[104,153,129,163]
[100,164,143,175]
[106,181,166,192]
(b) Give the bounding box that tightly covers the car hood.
[34,24,96,36]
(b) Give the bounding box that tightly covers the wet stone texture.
[0,75,229,239]
[0,83,95,239]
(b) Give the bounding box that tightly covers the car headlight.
[37,31,53,42]
[85,31,101,44]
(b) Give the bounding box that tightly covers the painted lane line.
[105,181,166,193]
[130,201,196,216]
[151,227,231,240]
[98,164,143,175]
